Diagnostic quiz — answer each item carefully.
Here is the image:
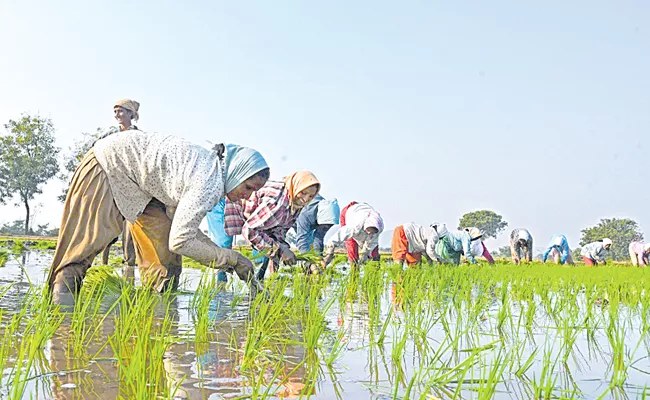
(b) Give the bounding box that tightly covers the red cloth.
[340,201,378,262]
[481,243,495,264]
[391,225,421,265]
[339,201,358,226]
[583,256,596,266]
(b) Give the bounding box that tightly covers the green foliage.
[58,127,118,202]
[458,210,508,239]
[0,115,60,234]
[0,219,59,236]
[492,245,512,259]
[580,218,643,261]
[0,249,7,267]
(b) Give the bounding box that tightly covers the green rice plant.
[0,249,8,267]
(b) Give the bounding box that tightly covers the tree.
[492,245,512,260]
[580,218,643,261]
[59,126,117,201]
[0,219,59,236]
[458,210,508,239]
[0,115,60,235]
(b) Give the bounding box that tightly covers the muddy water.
[1,251,649,399]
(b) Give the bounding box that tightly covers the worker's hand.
[322,247,335,268]
[232,253,255,282]
[280,247,297,265]
[513,257,520,264]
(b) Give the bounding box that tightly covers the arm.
[312,225,331,254]
[168,195,238,268]
[510,240,520,263]
[359,234,380,264]
[241,198,289,255]
[295,208,316,253]
[463,237,477,264]
[425,237,438,262]
[526,238,533,262]
[482,243,495,264]
[542,246,552,263]
[560,243,569,264]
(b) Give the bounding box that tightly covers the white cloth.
[580,241,607,262]
[470,240,484,257]
[325,203,383,261]
[93,130,235,266]
[516,229,531,242]
[402,223,439,260]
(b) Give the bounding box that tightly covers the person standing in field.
[48,130,270,303]
[580,238,612,266]
[391,222,446,266]
[101,99,140,267]
[629,241,650,266]
[467,227,495,264]
[322,202,384,268]
[293,195,340,255]
[221,171,321,280]
[510,228,533,264]
[541,234,574,265]
[435,228,482,265]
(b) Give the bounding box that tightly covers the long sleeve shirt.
[402,223,439,261]
[510,229,533,261]
[325,203,383,262]
[542,234,570,263]
[447,230,477,264]
[223,181,299,255]
[295,195,324,253]
[93,130,236,267]
[630,242,648,266]
[581,241,608,262]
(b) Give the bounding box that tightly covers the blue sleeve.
[542,246,552,262]
[312,225,330,254]
[206,199,233,249]
[295,205,318,253]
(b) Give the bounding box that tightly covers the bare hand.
[281,248,297,265]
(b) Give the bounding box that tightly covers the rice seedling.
[0,249,8,267]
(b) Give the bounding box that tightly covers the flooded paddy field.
[0,244,650,399]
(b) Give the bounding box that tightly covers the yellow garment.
[114,99,140,121]
[284,171,320,210]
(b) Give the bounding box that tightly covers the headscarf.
[363,211,384,233]
[431,222,448,238]
[602,238,613,247]
[224,144,269,193]
[467,227,483,241]
[284,171,321,210]
[114,99,140,121]
[316,198,340,225]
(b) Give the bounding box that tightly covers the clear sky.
[1,0,648,251]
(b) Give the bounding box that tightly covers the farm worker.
[510,228,533,264]
[47,130,269,303]
[541,234,574,264]
[467,227,495,264]
[391,222,446,266]
[580,239,612,266]
[221,171,321,280]
[322,202,384,268]
[629,241,650,266]
[435,228,481,265]
[101,99,140,267]
[294,195,340,255]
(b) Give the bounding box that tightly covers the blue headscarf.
[224,144,268,193]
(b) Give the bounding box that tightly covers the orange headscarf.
[284,171,321,211]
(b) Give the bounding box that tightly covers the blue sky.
[1,0,648,251]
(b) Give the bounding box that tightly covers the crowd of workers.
[45,100,650,303]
